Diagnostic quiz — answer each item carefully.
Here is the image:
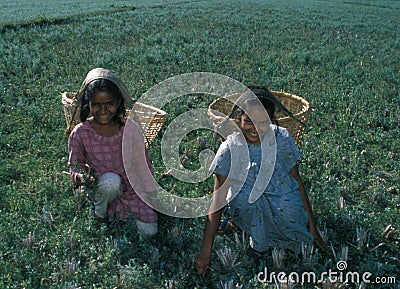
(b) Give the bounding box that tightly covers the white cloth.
[94,172,121,218]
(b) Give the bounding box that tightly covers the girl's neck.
[88,117,121,136]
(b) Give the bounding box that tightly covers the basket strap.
[210,104,238,151]
[274,102,306,127]
[66,105,79,135]
[211,129,218,152]
[260,94,306,127]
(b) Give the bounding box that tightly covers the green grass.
[0,0,399,288]
[0,0,185,24]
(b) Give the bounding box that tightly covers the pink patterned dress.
[68,120,157,223]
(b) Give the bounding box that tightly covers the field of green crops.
[0,0,399,288]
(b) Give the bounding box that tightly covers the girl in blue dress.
[195,87,324,275]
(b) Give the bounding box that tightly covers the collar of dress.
[224,124,277,203]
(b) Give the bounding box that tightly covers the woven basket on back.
[61,92,166,148]
[208,91,310,146]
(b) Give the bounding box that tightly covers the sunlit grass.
[0,0,399,288]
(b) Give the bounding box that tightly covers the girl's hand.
[84,175,96,188]
[194,253,210,275]
[82,164,95,187]
[77,173,96,188]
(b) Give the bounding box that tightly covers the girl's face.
[239,106,270,144]
[89,90,121,126]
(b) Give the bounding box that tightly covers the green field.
[0,0,399,288]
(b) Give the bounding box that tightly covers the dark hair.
[234,86,276,124]
[247,85,307,127]
[79,78,126,124]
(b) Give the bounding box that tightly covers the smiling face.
[239,106,270,144]
[89,90,121,126]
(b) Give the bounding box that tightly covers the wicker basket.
[61,92,166,148]
[208,91,310,146]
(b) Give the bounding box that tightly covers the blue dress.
[212,125,313,253]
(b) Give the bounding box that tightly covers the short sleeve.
[210,141,232,177]
[276,127,302,173]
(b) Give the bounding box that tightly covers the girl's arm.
[195,174,229,275]
[290,165,327,251]
[68,132,90,186]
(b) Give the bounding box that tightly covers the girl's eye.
[106,101,118,107]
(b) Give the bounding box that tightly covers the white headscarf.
[75,68,133,109]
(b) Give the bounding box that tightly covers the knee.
[96,172,121,196]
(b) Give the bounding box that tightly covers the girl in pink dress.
[68,68,158,236]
